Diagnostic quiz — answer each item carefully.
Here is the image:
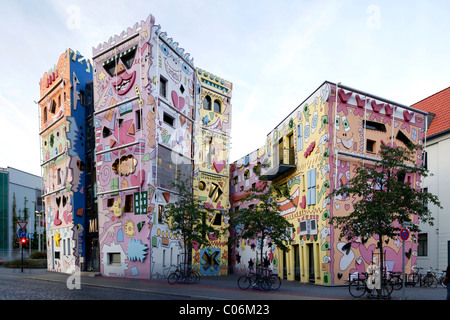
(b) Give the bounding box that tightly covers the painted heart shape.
[403,110,414,122]
[213,160,226,173]
[171,91,185,111]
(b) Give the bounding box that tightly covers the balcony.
[262,148,296,181]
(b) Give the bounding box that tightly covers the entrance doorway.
[86,237,99,272]
[283,250,287,280]
[293,245,300,280]
[307,243,315,282]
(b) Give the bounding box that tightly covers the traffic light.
[20,237,27,245]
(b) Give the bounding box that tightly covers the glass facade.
[0,171,8,252]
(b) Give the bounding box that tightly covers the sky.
[0,0,449,177]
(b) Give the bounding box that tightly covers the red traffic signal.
[20,237,27,244]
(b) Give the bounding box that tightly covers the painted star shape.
[202,115,210,125]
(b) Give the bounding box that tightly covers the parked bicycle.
[407,267,425,287]
[348,272,393,299]
[422,267,447,288]
[167,264,201,285]
[386,270,403,290]
[237,266,280,291]
[437,269,448,288]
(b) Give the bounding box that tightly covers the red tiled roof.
[412,87,450,138]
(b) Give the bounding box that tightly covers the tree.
[232,179,294,270]
[164,173,221,268]
[328,144,441,284]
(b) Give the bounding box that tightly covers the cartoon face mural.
[93,15,159,279]
[327,84,426,284]
[93,14,207,279]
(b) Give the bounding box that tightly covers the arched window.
[214,99,221,113]
[50,100,56,114]
[203,95,211,110]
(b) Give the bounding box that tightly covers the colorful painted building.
[38,49,93,273]
[229,147,275,274]
[230,81,431,285]
[191,68,232,276]
[92,14,232,279]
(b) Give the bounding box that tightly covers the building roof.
[412,87,450,138]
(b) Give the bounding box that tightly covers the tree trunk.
[378,236,384,298]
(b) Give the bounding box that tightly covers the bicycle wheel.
[348,279,367,298]
[190,270,200,283]
[270,275,281,290]
[423,275,436,288]
[237,275,252,290]
[168,272,179,285]
[408,273,418,287]
[257,277,272,291]
[380,280,393,298]
[391,275,402,290]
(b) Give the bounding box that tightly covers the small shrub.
[29,251,47,259]
[3,259,47,269]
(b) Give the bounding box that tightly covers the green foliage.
[2,258,47,269]
[232,179,294,264]
[164,173,221,263]
[29,251,47,259]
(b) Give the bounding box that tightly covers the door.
[293,245,300,280]
[308,243,315,282]
[288,134,294,165]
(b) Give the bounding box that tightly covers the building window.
[57,168,62,185]
[158,205,165,224]
[366,139,376,153]
[124,194,133,213]
[418,233,428,256]
[422,151,428,169]
[214,99,221,113]
[203,95,212,110]
[43,107,48,123]
[396,130,413,149]
[307,168,316,206]
[364,120,387,132]
[163,112,175,127]
[212,212,222,226]
[204,136,213,164]
[108,253,121,265]
[136,110,142,131]
[67,239,71,256]
[160,76,168,98]
[297,123,303,151]
[50,100,57,114]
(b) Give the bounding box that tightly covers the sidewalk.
[1,267,447,300]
